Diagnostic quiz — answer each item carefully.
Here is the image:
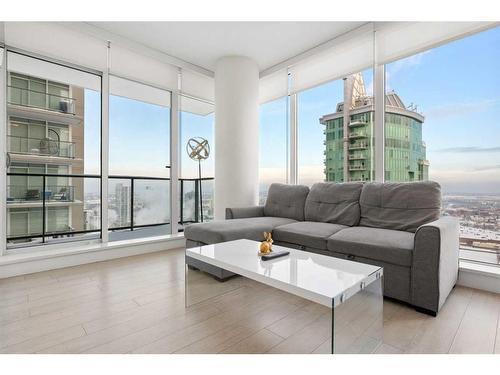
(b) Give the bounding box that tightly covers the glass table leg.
[331,275,384,354]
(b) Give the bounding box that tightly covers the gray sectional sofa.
[184,182,459,316]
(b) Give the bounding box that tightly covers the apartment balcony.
[348,143,368,150]
[6,171,215,243]
[349,165,366,171]
[107,176,216,237]
[349,177,369,182]
[348,120,367,128]
[7,86,82,125]
[349,153,367,160]
[348,132,367,139]
[6,184,77,208]
[8,135,76,160]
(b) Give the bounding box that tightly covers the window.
[8,117,74,158]
[108,76,171,241]
[9,73,74,114]
[259,96,288,204]
[179,95,215,228]
[385,26,500,265]
[5,51,101,249]
[298,79,343,186]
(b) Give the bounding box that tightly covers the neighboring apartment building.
[6,71,85,245]
[320,73,429,183]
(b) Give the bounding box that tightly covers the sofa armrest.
[225,206,265,220]
[412,216,459,314]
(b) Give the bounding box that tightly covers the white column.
[214,56,259,220]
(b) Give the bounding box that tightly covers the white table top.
[186,239,383,307]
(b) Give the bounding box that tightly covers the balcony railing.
[108,176,214,233]
[6,172,98,244]
[7,185,75,203]
[8,135,76,158]
[8,86,76,115]
[348,143,368,150]
[349,165,366,171]
[349,153,367,160]
[5,172,214,244]
[349,132,367,139]
[348,120,367,127]
[179,177,214,226]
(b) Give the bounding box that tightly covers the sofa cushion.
[184,217,296,245]
[304,182,363,226]
[273,221,347,250]
[264,183,310,221]
[330,251,411,303]
[359,181,441,232]
[327,227,414,267]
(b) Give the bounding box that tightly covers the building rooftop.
[319,73,425,124]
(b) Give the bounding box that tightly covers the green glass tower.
[320,74,429,183]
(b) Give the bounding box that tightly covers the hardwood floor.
[1,248,499,354]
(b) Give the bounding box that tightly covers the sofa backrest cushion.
[264,183,310,221]
[305,182,363,226]
[359,181,441,232]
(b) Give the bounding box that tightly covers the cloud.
[391,50,431,72]
[470,165,500,172]
[436,146,500,153]
[429,168,500,194]
[424,99,500,119]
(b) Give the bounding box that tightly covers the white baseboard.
[457,261,500,294]
[0,235,186,279]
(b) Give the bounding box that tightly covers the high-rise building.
[115,183,131,227]
[6,71,85,245]
[320,73,429,183]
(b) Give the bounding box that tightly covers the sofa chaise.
[184,181,459,316]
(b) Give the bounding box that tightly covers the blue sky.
[109,95,170,178]
[387,26,500,194]
[84,93,214,179]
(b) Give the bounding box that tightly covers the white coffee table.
[185,239,383,354]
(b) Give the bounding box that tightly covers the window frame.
[2,47,104,252]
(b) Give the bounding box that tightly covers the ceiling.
[87,22,365,73]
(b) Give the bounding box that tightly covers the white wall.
[214,56,260,219]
